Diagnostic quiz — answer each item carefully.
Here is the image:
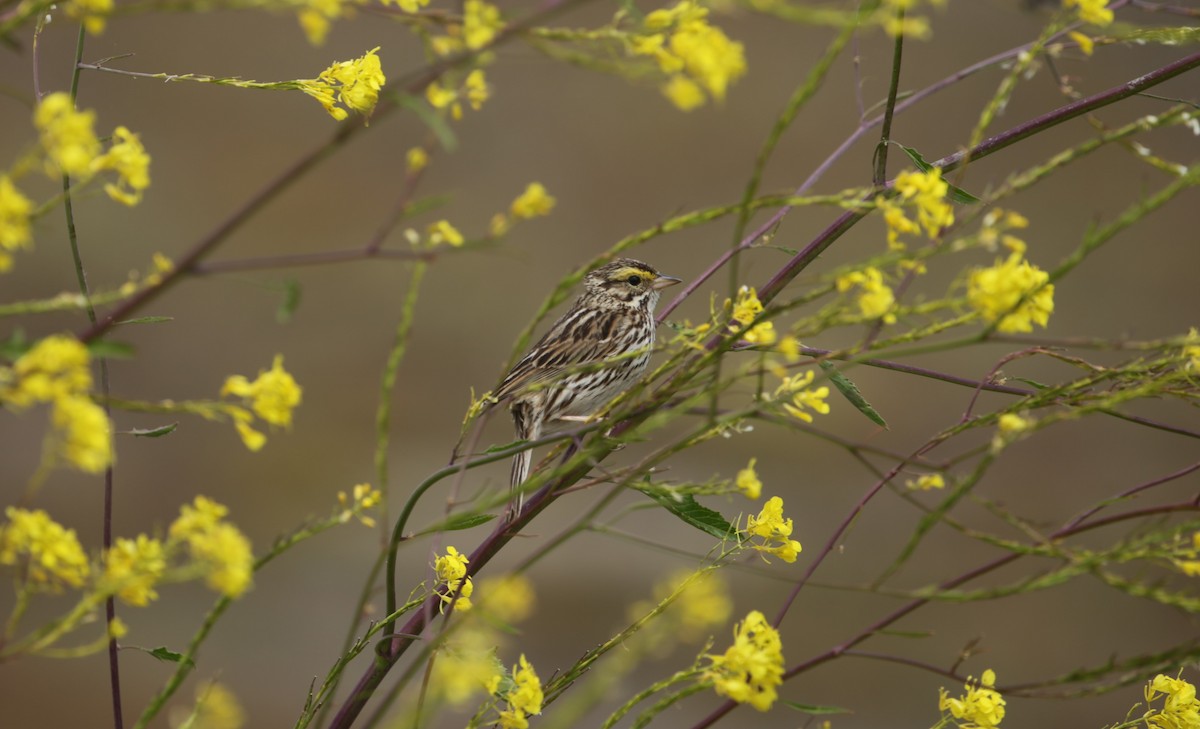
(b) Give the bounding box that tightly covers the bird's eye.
[627,275,642,286]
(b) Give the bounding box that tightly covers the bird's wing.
[495,305,615,401]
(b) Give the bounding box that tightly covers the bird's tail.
[509,402,539,519]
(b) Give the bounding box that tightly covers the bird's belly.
[554,353,650,418]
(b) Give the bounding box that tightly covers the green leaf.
[780,700,852,715]
[898,145,981,205]
[436,513,496,532]
[1010,376,1048,390]
[115,316,174,326]
[87,339,134,359]
[133,646,195,667]
[1107,26,1200,46]
[819,361,887,428]
[277,278,301,324]
[396,93,457,152]
[485,439,527,454]
[125,423,178,438]
[641,489,735,541]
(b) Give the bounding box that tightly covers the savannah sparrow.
[495,258,681,513]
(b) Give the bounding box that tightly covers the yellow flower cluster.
[1144,673,1200,729]
[336,483,382,528]
[221,354,303,451]
[168,497,254,598]
[0,507,91,591]
[1,335,111,473]
[0,175,33,271]
[435,545,474,612]
[32,93,152,207]
[493,654,543,729]
[736,458,762,500]
[491,182,557,236]
[476,573,536,623]
[1170,532,1200,577]
[1064,0,1113,26]
[426,69,490,121]
[704,610,785,711]
[879,0,947,39]
[427,219,465,247]
[967,250,1055,333]
[744,496,803,563]
[189,682,246,729]
[102,534,167,606]
[939,669,1007,729]
[774,369,830,424]
[906,473,946,491]
[65,0,114,34]
[630,0,747,111]
[432,627,504,705]
[878,167,955,252]
[727,286,776,345]
[991,412,1034,453]
[837,267,897,323]
[302,48,387,122]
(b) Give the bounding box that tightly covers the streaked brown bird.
[495,258,681,514]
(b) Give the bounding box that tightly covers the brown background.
[2,1,1198,727]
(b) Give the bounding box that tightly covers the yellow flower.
[221,355,303,428]
[337,483,382,527]
[498,654,543,728]
[192,522,254,598]
[65,0,113,34]
[510,182,556,220]
[425,81,457,110]
[427,219,465,247]
[967,251,1055,333]
[296,0,346,45]
[169,496,229,540]
[837,267,896,323]
[52,394,112,473]
[383,0,431,11]
[190,681,247,729]
[726,286,775,344]
[939,669,1006,729]
[736,458,762,500]
[92,126,151,206]
[405,147,428,174]
[464,69,490,111]
[745,496,803,563]
[704,610,784,711]
[5,334,92,408]
[1181,327,1200,372]
[1144,673,1200,729]
[775,369,831,424]
[906,473,946,491]
[0,175,34,270]
[435,546,473,611]
[893,167,954,238]
[0,507,91,590]
[1068,31,1095,56]
[35,93,101,179]
[631,0,746,110]
[463,0,503,49]
[103,535,167,607]
[1063,0,1113,26]
[879,198,920,251]
[432,627,504,705]
[477,573,535,623]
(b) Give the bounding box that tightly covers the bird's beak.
[652,275,683,290]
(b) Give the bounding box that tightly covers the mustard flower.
[0,507,91,591]
[1068,31,1095,56]
[726,286,775,344]
[837,267,897,323]
[631,0,746,111]
[92,126,151,206]
[296,0,344,46]
[704,610,784,711]
[35,93,101,179]
[498,654,543,729]
[65,0,113,34]
[1064,0,1113,26]
[477,573,536,623]
[303,48,386,120]
[775,370,830,424]
[879,198,921,251]
[745,496,803,563]
[169,496,229,540]
[893,167,954,238]
[427,219,465,247]
[510,182,556,220]
[432,627,504,705]
[464,69,490,111]
[967,251,1055,332]
[190,681,246,729]
[168,497,253,597]
[736,458,762,500]
[939,669,1006,728]
[383,0,431,12]
[5,334,92,408]
[0,175,33,270]
[907,473,946,491]
[337,483,382,528]
[52,394,112,473]
[405,147,428,174]
[103,534,167,607]
[1144,673,1200,729]
[463,0,503,49]
[221,355,303,428]
[436,546,473,612]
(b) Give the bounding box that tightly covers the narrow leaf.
[277,278,301,324]
[781,700,852,715]
[133,646,195,667]
[87,340,134,359]
[898,145,981,204]
[126,423,178,438]
[641,489,735,540]
[485,439,527,454]
[115,316,174,326]
[819,361,887,428]
[436,513,496,532]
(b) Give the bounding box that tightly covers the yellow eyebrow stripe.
[610,266,655,280]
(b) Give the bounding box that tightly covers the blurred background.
[2,0,1198,726]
